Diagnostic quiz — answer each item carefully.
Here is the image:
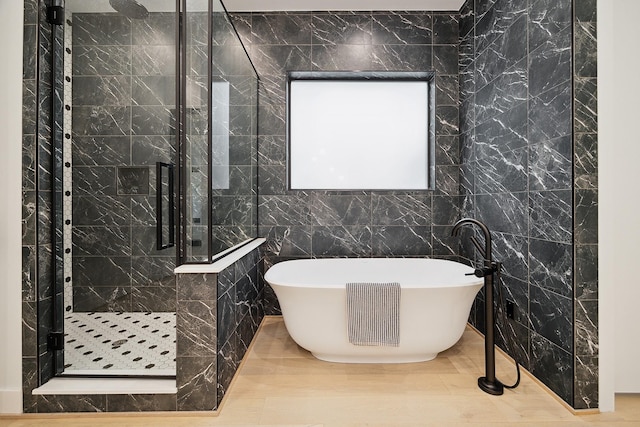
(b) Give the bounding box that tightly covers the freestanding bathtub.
[264,258,484,363]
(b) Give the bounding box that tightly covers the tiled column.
[176,272,218,411]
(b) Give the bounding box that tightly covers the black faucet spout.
[451,217,492,263]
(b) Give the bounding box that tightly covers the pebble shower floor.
[63,312,176,376]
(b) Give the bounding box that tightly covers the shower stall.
[35,0,258,382]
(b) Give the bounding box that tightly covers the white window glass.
[288,75,432,190]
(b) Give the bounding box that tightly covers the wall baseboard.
[0,389,23,414]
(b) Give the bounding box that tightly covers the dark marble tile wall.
[22,0,39,412]
[573,0,598,410]
[175,246,263,411]
[216,248,263,405]
[70,12,177,312]
[229,11,461,314]
[460,0,598,409]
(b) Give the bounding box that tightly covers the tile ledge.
[32,377,177,395]
[174,238,265,274]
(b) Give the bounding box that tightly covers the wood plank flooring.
[2,316,639,426]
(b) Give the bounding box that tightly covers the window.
[287,71,435,190]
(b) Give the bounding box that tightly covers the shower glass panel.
[183,0,210,262]
[180,0,258,263]
[61,0,177,376]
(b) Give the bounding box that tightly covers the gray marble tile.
[528,28,571,98]
[72,106,131,136]
[531,333,573,405]
[177,300,216,357]
[106,394,176,412]
[372,13,432,45]
[72,286,131,312]
[435,165,460,196]
[73,13,131,46]
[492,232,528,283]
[72,136,131,166]
[475,0,527,55]
[73,76,131,107]
[177,356,217,411]
[72,256,131,287]
[132,45,176,76]
[574,133,597,190]
[529,190,572,243]
[528,0,571,52]
[72,45,131,76]
[372,194,431,226]
[575,0,597,22]
[131,106,176,136]
[252,13,312,45]
[575,299,598,357]
[132,286,176,312]
[459,0,474,38]
[258,195,310,226]
[575,189,598,244]
[575,355,598,409]
[312,13,372,45]
[72,195,131,226]
[528,82,572,145]
[433,14,459,44]
[259,226,312,257]
[132,76,176,106]
[436,76,459,108]
[177,273,217,301]
[436,105,459,136]
[574,21,598,77]
[529,136,572,191]
[372,226,432,256]
[252,45,311,76]
[313,44,373,71]
[22,357,38,413]
[433,195,462,226]
[475,146,527,194]
[370,44,430,71]
[117,167,150,195]
[73,226,131,257]
[574,78,598,134]
[475,61,527,125]
[575,244,598,300]
[475,103,528,155]
[433,45,459,75]
[310,194,371,226]
[529,239,572,297]
[132,13,176,46]
[311,226,372,257]
[22,246,36,302]
[475,192,528,236]
[37,395,106,413]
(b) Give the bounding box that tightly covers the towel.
[346,282,400,347]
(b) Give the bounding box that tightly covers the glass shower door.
[59,0,177,377]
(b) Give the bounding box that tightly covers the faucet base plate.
[478,376,504,395]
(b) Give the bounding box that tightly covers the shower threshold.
[63,311,176,377]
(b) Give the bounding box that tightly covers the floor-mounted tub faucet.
[451,218,504,396]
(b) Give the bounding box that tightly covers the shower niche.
[36,0,258,383]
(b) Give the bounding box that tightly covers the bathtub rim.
[264,257,484,289]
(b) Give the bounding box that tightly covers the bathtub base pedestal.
[478,376,504,396]
[312,352,438,364]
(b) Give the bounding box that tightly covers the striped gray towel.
[346,282,401,347]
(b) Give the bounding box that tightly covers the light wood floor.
[2,316,640,426]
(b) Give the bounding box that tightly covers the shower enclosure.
[36,0,258,382]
